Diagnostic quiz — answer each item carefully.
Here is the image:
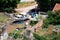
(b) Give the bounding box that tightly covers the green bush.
[30,21,38,26]
[0,0,20,12]
[35,0,56,12]
[52,32,60,40]
[23,36,29,40]
[13,33,19,39]
[3,7,14,13]
[43,11,60,28]
[9,33,23,39]
[33,33,47,40]
[38,16,42,19]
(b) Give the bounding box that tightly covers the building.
[53,3,60,11]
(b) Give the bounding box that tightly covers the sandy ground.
[6,23,24,33]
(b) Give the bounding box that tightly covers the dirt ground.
[6,23,24,33]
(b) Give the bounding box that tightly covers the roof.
[53,3,60,11]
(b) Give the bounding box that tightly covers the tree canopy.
[35,0,56,12]
[56,0,60,3]
[0,0,20,12]
[43,10,60,28]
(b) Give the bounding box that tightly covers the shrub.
[0,0,20,12]
[30,21,38,26]
[33,33,47,40]
[43,10,60,28]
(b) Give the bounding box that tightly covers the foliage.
[33,33,47,40]
[51,32,60,40]
[9,32,29,40]
[56,25,60,28]
[9,33,23,39]
[8,29,60,40]
[23,36,29,40]
[43,10,60,28]
[9,30,23,39]
[0,0,20,12]
[33,31,60,40]
[0,13,9,23]
[35,0,56,12]
[30,20,38,26]
[14,33,18,39]
[38,16,42,19]
[56,0,60,3]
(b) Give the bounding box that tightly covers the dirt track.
[6,23,24,33]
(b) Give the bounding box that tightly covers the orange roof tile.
[53,3,60,11]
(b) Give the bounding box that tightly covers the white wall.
[21,0,35,2]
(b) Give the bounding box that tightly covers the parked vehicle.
[13,14,28,21]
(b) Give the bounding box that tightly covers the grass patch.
[35,28,48,36]
[38,16,42,19]
[0,13,9,23]
[56,25,60,28]
[13,30,22,34]
[40,28,48,32]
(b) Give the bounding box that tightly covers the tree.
[0,0,20,12]
[30,21,38,26]
[35,0,56,12]
[43,10,60,28]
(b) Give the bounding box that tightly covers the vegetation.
[0,0,20,12]
[9,30,29,40]
[35,0,56,12]
[9,33,23,39]
[9,30,22,39]
[56,0,60,3]
[56,25,60,28]
[0,13,9,23]
[23,36,29,40]
[9,32,60,40]
[30,20,38,26]
[33,32,60,40]
[43,10,60,28]
[33,33,47,40]
[38,16,42,19]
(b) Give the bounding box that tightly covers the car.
[16,14,23,18]
[13,14,28,20]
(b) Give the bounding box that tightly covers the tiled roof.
[53,3,60,11]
